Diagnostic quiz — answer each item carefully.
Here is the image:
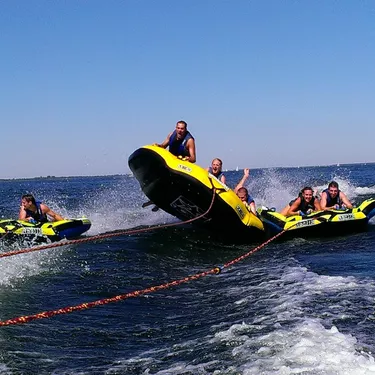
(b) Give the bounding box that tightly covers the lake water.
[1,163,375,374]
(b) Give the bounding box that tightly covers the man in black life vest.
[320,181,353,210]
[19,194,64,223]
[143,121,196,212]
[155,120,196,163]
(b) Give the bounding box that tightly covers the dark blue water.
[1,163,375,374]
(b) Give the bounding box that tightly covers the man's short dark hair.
[177,120,187,128]
[328,181,339,189]
[21,194,36,205]
[237,187,248,196]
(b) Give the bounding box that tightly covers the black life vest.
[168,130,194,157]
[296,196,316,214]
[208,167,223,180]
[25,201,48,223]
[323,188,343,207]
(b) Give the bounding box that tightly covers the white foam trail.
[0,246,66,288]
[246,169,297,210]
[356,186,375,196]
[211,265,375,375]
[31,177,177,236]
[103,262,375,375]
[241,319,375,375]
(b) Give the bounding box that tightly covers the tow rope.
[0,190,217,259]
[0,224,292,327]
[0,192,302,327]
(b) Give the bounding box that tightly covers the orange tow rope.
[0,225,293,327]
[0,195,302,327]
[0,267,221,326]
[0,190,217,259]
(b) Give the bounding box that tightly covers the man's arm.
[321,191,348,210]
[340,192,353,209]
[320,191,329,210]
[234,168,250,193]
[19,206,27,220]
[248,201,256,215]
[154,132,172,148]
[314,199,322,211]
[42,204,64,222]
[185,138,196,163]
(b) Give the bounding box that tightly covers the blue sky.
[1,1,374,178]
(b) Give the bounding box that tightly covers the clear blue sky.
[1,1,374,179]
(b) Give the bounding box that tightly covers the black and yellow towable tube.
[0,218,91,244]
[258,198,375,239]
[128,145,265,241]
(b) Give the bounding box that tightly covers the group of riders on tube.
[152,120,353,218]
[17,121,352,226]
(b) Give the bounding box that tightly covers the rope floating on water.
[0,189,217,259]
[0,228,294,326]
[0,191,302,327]
[0,267,220,326]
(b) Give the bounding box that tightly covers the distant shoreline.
[1,161,374,181]
[0,174,126,182]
